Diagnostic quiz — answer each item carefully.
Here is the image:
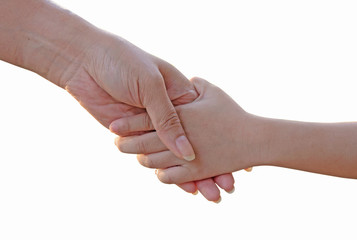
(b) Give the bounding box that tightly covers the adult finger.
[110,113,154,136]
[156,166,192,185]
[136,151,184,169]
[158,60,198,105]
[141,74,195,161]
[115,132,166,154]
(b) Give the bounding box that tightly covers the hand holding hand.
[64,32,199,160]
[0,0,236,202]
[64,35,235,201]
[112,78,264,185]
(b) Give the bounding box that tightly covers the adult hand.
[2,0,195,161]
[0,0,234,201]
[71,35,198,160]
[65,35,235,201]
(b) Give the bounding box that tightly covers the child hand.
[111,77,266,184]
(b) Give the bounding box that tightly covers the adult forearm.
[263,118,357,179]
[0,0,97,88]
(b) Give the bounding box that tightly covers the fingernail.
[175,135,195,161]
[245,167,253,172]
[155,169,158,175]
[192,190,198,195]
[114,137,119,146]
[227,187,235,194]
[214,196,222,204]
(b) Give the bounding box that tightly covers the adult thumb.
[158,61,198,105]
[143,75,196,161]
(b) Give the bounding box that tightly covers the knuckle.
[136,139,147,154]
[150,73,164,85]
[157,110,181,133]
[190,76,207,86]
[138,72,164,105]
[143,114,153,130]
[190,76,201,82]
[141,72,163,91]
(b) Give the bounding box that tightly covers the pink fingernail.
[175,135,195,161]
[227,187,235,194]
[214,196,222,204]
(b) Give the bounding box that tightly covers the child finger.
[177,182,198,195]
[213,173,235,193]
[195,178,221,203]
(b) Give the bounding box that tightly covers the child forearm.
[262,117,357,178]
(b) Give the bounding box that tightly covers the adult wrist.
[0,0,101,88]
[26,2,100,89]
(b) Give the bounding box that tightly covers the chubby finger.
[136,151,184,169]
[214,173,235,193]
[115,132,167,154]
[110,113,154,136]
[177,182,198,195]
[195,178,221,203]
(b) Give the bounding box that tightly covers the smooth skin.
[112,77,357,186]
[0,0,234,200]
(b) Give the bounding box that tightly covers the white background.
[1,0,357,239]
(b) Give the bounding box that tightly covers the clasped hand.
[64,34,237,202]
[111,78,260,202]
